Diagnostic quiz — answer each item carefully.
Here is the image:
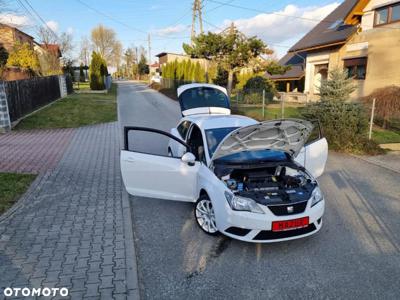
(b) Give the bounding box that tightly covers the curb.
[122,190,141,300]
[350,154,400,175]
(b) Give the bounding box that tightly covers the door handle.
[125,157,135,162]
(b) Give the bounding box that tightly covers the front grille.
[225,227,251,237]
[267,201,308,216]
[253,224,317,240]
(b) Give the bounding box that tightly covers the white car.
[121,83,328,243]
[150,74,161,83]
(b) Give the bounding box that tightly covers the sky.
[1,0,342,63]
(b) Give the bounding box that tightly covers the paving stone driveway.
[0,122,138,299]
[0,129,75,174]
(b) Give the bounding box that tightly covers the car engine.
[218,164,317,205]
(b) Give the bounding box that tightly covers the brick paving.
[0,129,75,174]
[0,122,138,299]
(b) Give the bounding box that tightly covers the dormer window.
[374,2,400,26]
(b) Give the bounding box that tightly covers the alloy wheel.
[195,198,218,234]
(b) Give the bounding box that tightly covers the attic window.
[328,19,344,30]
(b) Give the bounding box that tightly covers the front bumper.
[217,199,325,243]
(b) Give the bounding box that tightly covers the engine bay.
[217,163,317,206]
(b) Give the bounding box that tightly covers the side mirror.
[181,152,196,166]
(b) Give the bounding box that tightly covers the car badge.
[287,206,294,213]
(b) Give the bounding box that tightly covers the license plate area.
[272,217,309,232]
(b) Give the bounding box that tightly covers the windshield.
[214,149,289,164]
[179,87,230,112]
[205,127,239,158]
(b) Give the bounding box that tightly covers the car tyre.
[194,195,219,235]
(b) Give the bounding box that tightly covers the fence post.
[0,81,11,133]
[262,89,265,119]
[58,75,67,98]
[368,98,376,140]
[281,94,285,119]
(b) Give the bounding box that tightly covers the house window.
[392,4,400,21]
[374,2,400,26]
[344,57,367,80]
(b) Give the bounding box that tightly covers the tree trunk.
[227,70,234,96]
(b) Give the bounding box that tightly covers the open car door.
[294,121,328,178]
[121,127,200,202]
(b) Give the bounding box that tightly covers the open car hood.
[177,83,231,116]
[211,119,314,161]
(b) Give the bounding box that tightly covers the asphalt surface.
[118,81,400,300]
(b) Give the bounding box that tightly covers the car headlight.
[311,186,323,207]
[224,192,264,214]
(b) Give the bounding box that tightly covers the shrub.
[89,51,105,90]
[362,85,400,129]
[243,76,275,94]
[302,100,370,151]
[302,67,384,154]
[6,42,40,73]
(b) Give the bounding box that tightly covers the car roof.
[182,114,258,130]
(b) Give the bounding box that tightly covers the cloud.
[221,2,340,56]
[46,20,59,32]
[0,13,31,28]
[153,24,188,36]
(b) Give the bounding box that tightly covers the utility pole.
[147,33,151,64]
[191,0,204,43]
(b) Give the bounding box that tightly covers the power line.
[75,0,147,34]
[202,18,292,50]
[20,0,59,40]
[207,0,400,30]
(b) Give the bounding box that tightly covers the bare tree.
[91,24,117,64]
[79,36,91,66]
[38,26,74,58]
[111,40,123,68]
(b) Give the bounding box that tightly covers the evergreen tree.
[89,51,105,90]
[138,53,149,75]
[318,68,355,102]
[176,60,184,80]
[184,60,192,81]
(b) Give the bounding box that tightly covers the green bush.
[243,76,275,94]
[302,100,383,154]
[89,51,105,90]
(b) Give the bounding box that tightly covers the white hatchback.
[121,84,328,243]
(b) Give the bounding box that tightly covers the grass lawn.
[73,81,91,91]
[232,104,303,121]
[15,84,117,130]
[0,173,36,216]
[372,127,400,144]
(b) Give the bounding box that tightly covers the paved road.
[118,82,400,299]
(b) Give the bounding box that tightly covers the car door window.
[186,125,206,163]
[124,126,190,158]
[177,121,191,140]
